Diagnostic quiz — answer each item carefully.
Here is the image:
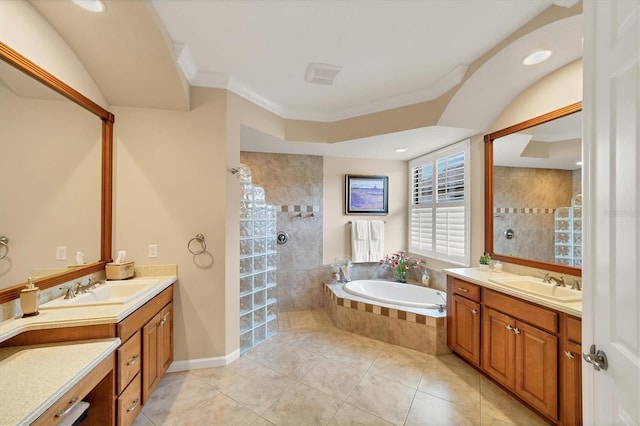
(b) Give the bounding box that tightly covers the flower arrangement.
[379,251,423,283]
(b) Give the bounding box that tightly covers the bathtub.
[344,279,446,309]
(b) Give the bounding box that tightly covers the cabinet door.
[515,321,558,421]
[483,307,516,389]
[142,309,161,405]
[451,295,481,365]
[159,303,173,377]
[560,340,582,426]
[142,303,173,404]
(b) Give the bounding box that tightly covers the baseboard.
[166,349,240,372]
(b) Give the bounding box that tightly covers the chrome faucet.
[571,279,582,291]
[74,275,99,294]
[339,265,351,283]
[61,285,76,299]
[548,275,566,287]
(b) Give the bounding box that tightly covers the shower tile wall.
[493,166,574,263]
[240,152,324,311]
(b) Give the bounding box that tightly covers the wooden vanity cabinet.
[447,277,481,366]
[447,277,581,425]
[117,285,174,421]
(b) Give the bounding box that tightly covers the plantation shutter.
[408,140,469,265]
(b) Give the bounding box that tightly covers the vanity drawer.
[484,289,558,333]
[452,278,481,302]
[118,331,141,394]
[117,373,142,426]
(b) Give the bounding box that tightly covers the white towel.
[351,220,370,263]
[368,220,385,262]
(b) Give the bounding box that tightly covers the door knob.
[583,344,608,371]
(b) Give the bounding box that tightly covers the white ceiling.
[151,0,560,122]
[24,0,581,161]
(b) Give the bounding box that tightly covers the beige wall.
[323,157,407,264]
[490,59,582,132]
[113,87,229,361]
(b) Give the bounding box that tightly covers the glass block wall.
[239,171,278,354]
[554,194,582,267]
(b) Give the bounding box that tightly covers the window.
[409,140,470,265]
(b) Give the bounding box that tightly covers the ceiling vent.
[304,63,343,86]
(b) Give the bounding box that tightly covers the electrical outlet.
[148,244,158,258]
[56,246,67,261]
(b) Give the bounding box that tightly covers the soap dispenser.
[20,277,40,317]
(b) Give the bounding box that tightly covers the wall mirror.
[0,42,113,303]
[484,102,582,277]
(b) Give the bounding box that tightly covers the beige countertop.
[444,267,582,318]
[0,274,177,344]
[0,338,120,425]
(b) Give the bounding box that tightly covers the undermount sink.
[488,276,582,303]
[40,279,160,309]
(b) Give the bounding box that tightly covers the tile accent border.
[495,207,555,214]
[277,204,320,213]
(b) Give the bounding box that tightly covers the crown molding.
[174,42,468,122]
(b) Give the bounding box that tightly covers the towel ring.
[0,236,8,260]
[188,234,207,255]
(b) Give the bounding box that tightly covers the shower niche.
[238,165,278,353]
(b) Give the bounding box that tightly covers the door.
[583,0,640,423]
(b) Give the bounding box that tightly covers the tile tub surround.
[0,338,120,425]
[323,283,448,355]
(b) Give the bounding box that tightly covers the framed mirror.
[484,102,582,277]
[0,42,114,303]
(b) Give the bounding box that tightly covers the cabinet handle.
[564,350,575,360]
[505,324,513,332]
[514,327,521,335]
[471,308,478,315]
[55,397,79,418]
[126,353,140,366]
[126,398,140,413]
[457,287,469,293]
[159,317,167,326]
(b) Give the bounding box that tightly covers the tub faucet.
[339,266,351,283]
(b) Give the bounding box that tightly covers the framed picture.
[345,174,389,215]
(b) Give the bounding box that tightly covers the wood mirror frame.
[0,42,114,304]
[484,102,582,277]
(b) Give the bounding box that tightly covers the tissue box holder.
[106,261,135,280]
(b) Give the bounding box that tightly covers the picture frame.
[345,174,389,215]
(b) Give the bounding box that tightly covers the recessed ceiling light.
[522,49,553,66]
[72,0,105,13]
[395,148,408,153]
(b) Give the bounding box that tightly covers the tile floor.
[134,310,548,426]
